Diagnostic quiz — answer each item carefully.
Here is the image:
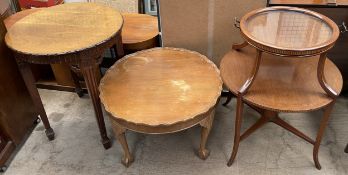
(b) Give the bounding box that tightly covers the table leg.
[113,33,125,58]
[313,101,335,170]
[227,95,244,166]
[80,62,111,149]
[16,61,55,140]
[345,144,348,153]
[111,120,134,167]
[198,108,215,160]
[70,69,84,97]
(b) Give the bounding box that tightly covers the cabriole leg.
[198,108,216,160]
[111,120,134,167]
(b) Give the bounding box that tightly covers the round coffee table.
[99,47,222,167]
[221,7,342,170]
[5,3,124,149]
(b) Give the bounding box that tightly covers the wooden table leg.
[80,60,111,149]
[198,108,215,160]
[313,101,335,170]
[70,68,84,97]
[345,144,348,153]
[111,120,134,167]
[227,95,244,166]
[16,61,55,140]
[113,33,125,58]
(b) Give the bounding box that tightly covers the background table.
[221,7,342,170]
[5,2,124,149]
[99,47,222,167]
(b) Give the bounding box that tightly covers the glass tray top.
[240,7,339,56]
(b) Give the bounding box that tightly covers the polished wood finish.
[240,6,339,57]
[4,3,125,149]
[122,13,159,52]
[222,7,342,170]
[100,48,222,167]
[221,46,342,112]
[0,9,37,170]
[6,4,123,55]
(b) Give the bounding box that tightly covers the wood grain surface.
[122,13,158,45]
[5,3,123,55]
[100,47,222,126]
[220,46,343,112]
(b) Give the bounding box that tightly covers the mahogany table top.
[220,46,343,112]
[122,13,158,45]
[5,3,123,56]
[100,48,222,126]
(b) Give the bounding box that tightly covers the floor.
[3,89,348,175]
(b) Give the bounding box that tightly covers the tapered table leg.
[16,61,55,140]
[313,101,335,170]
[227,95,244,166]
[111,120,134,167]
[80,60,111,149]
[198,108,216,160]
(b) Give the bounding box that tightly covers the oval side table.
[99,47,222,167]
[221,6,342,170]
[4,3,124,149]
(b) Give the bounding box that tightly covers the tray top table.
[4,2,124,149]
[239,6,339,56]
[99,47,222,167]
[223,6,342,170]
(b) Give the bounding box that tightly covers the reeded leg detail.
[111,120,134,167]
[80,61,111,149]
[227,96,244,166]
[198,108,216,160]
[17,61,55,141]
[313,101,335,170]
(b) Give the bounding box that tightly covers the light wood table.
[4,2,124,149]
[121,13,159,52]
[99,47,222,167]
[221,7,342,170]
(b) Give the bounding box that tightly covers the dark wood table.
[99,48,222,167]
[221,7,342,170]
[4,2,124,149]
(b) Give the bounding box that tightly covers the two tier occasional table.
[99,47,222,167]
[220,7,342,169]
[4,3,124,149]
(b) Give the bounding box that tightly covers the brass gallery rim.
[5,2,123,56]
[99,47,223,127]
[239,6,340,56]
